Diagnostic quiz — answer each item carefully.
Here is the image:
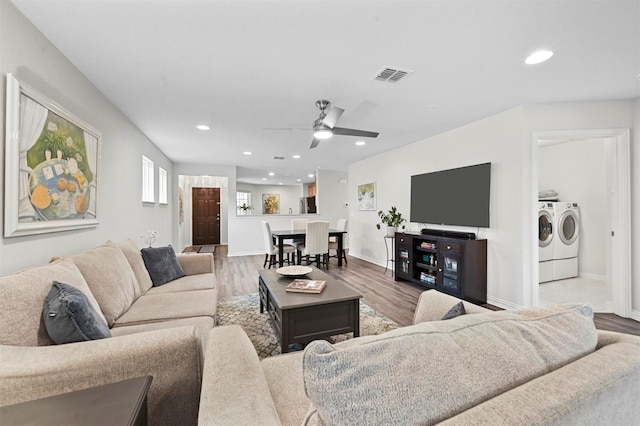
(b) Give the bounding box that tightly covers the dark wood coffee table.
[0,376,152,426]
[258,267,362,352]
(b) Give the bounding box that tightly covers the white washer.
[538,202,555,283]
[552,202,580,280]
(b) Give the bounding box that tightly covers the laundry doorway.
[537,138,608,311]
[530,129,631,317]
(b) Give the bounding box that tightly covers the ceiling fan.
[266,100,379,149]
[309,100,379,149]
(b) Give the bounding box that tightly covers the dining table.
[271,228,347,267]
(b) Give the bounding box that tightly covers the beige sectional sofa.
[0,239,217,426]
[199,289,640,425]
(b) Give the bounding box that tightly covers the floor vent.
[372,67,414,83]
[273,156,285,160]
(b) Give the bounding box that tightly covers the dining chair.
[289,218,309,263]
[261,221,295,269]
[298,221,330,269]
[329,218,348,265]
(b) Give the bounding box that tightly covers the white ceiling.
[11,0,640,185]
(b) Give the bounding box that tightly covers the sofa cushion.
[117,239,154,295]
[112,289,217,327]
[0,258,105,346]
[441,301,466,320]
[144,273,215,295]
[43,281,111,344]
[69,244,140,326]
[302,304,597,426]
[141,245,185,287]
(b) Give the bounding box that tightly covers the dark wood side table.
[0,376,153,426]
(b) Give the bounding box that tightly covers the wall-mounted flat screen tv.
[410,162,491,228]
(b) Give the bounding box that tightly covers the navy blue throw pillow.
[141,245,186,286]
[441,301,467,320]
[43,281,111,344]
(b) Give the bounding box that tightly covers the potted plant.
[237,203,254,215]
[376,206,406,237]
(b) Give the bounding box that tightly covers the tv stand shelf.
[395,232,487,304]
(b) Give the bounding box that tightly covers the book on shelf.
[285,279,327,294]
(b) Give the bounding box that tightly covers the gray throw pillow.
[43,281,111,344]
[441,301,466,320]
[141,245,186,286]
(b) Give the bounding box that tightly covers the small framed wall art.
[4,73,102,237]
[357,181,376,210]
[262,193,280,215]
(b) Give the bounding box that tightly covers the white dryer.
[538,202,555,283]
[552,202,580,280]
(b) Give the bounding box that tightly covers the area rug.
[216,293,400,359]
[198,245,216,254]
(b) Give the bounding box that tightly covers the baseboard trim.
[348,251,389,269]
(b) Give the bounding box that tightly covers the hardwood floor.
[207,245,640,335]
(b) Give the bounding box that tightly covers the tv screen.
[410,163,491,228]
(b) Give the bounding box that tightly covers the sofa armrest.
[0,326,203,426]
[178,253,214,275]
[413,290,491,324]
[199,325,281,425]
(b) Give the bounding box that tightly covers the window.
[158,167,168,204]
[142,155,154,203]
[236,191,251,214]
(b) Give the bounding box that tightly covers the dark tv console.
[396,232,487,304]
[420,228,476,240]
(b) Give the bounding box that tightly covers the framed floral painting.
[262,193,280,215]
[4,73,101,237]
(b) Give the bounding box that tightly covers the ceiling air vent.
[273,156,285,160]
[372,67,414,84]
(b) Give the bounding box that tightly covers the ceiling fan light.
[525,50,553,65]
[313,128,333,140]
[313,123,333,140]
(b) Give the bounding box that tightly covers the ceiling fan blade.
[332,127,379,138]
[322,106,344,128]
[310,138,321,149]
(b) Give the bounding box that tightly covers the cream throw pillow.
[302,304,597,425]
[69,244,140,326]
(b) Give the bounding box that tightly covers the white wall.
[349,107,525,307]
[316,169,349,233]
[349,100,637,311]
[0,2,174,274]
[539,139,607,279]
[236,183,303,215]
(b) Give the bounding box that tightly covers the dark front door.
[192,187,220,245]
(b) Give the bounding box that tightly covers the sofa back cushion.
[302,304,598,426]
[0,258,105,346]
[117,239,153,295]
[69,245,140,326]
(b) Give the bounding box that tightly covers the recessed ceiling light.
[292,154,301,159]
[355,141,366,146]
[525,50,553,65]
[262,178,267,181]
[196,124,210,131]
[243,151,252,155]
[268,172,275,176]
[297,179,302,182]
[278,182,283,185]
[308,173,314,178]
